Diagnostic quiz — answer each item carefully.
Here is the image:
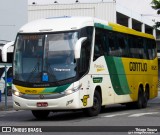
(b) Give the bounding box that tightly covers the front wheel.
[31,110,50,119]
[83,91,101,117]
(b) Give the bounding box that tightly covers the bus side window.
[79,41,91,77]
[108,33,114,55]
[94,28,104,60]
[143,39,149,59]
[117,33,129,57]
[79,26,93,77]
[128,35,139,58]
[94,42,103,60]
[152,40,157,59]
[107,32,121,57]
[147,39,156,60]
[137,38,144,59]
[79,44,87,74]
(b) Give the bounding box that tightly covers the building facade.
[28,1,159,39]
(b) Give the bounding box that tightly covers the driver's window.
[78,27,93,77]
[94,28,104,61]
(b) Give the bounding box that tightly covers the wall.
[28,2,116,23]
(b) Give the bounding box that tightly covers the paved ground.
[0,92,160,135]
[0,94,13,111]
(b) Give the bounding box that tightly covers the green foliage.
[151,0,160,10]
[155,22,160,28]
[151,0,160,28]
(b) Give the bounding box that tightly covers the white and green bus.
[9,16,158,119]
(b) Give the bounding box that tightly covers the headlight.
[61,83,82,95]
[12,90,23,97]
[65,89,74,95]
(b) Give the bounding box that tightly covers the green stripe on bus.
[94,23,112,30]
[105,56,131,95]
[42,83,71,93]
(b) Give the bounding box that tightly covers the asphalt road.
[0,93,160,135]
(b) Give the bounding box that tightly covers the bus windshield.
[13,32,78,83]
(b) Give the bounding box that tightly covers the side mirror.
[2,41,14,62]
[74,37,87,59]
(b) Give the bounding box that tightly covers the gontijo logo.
[129,62,147,72]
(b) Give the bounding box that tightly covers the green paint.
[93,77,103,83]
[42,83,71,94]
[105,56,131,95]
[94,23,112,30]
[42,87,57,93]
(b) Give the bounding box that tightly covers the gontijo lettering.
[129,62,147,72]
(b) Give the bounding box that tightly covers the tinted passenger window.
[94,26,156,60]
[117,33,129,57]
[108,32,120,56]
[147,39,157,59]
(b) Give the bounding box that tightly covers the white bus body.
[11,16,158,119]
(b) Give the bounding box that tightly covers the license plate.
[37,102,48,107]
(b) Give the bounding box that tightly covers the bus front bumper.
[13,91,81,110]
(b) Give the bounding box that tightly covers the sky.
[28,0,158,20]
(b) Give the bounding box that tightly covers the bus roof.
[19,16,154,39]
[108,23,155,39]
[19,16,95,33]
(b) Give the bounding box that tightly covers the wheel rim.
[92,97,99,111]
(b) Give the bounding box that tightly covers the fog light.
[15,102,20,107]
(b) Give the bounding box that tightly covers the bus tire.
[135,87,143,109]
[142,90,149,108]
[83,91,101,117]
[31,110,50,119]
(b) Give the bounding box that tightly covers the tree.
[151,0,160,10]
[151,0,160,28]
